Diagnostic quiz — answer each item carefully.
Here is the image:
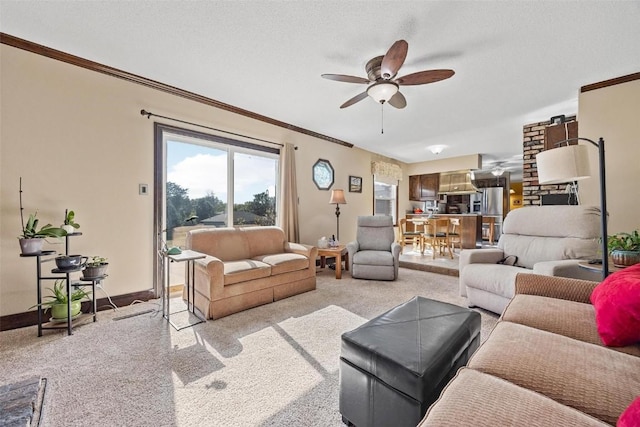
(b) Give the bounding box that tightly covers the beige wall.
[578,78,640,233]
[0,45,384,316]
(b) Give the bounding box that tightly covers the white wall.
[0,45,388,316]
[578,78,640,233]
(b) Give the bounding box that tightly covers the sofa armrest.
[284,242,317,272]
[459,248,505,269]
[514,273,599,304]
[458,249,505,297]
[346,241,359,272]
[284,242,315,258]
[194,255,225,300]
[533,259,602,282]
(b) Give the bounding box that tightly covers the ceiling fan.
[322,39,455,109]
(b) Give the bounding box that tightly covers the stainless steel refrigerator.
[471,188,504,243]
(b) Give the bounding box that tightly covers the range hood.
[438,171,480,195]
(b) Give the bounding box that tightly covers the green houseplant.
[18,177,67,254]
[82,256,109,279]
[19,212,67,254]
[607,230,640,267]
[61,209,80,235]
[30,279,90,320]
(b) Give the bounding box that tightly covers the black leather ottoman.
[339,296,481,427]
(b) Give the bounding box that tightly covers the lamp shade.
[537,144,591,184]
[329,189,347,204]
[367,82,399,103]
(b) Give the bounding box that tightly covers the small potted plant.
[61,209,80,235]
[19,212,67,254]
[82,256,109,279]
[607,230,640,267]
[18,178,66,254]
[30,279,90,320]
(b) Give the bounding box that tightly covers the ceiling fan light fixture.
[367,82,399,103]
[491,167,505,177]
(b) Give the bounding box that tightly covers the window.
[373,177,398,225]
[155,124,279,292]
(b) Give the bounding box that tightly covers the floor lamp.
[329,189,347,242]
[536,137,608,279]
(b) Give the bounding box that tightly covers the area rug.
[0,268,497,426]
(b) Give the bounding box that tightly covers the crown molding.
[1,32,353,148]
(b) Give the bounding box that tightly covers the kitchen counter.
[405,214,482,249]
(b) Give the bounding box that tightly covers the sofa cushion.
[468,321,640,425]
[462,264,529,299]
[187,228,251,261]
[590,263,640,347]
[502,295,640,357]
[356,216,395,251]
[352,250,395,266]
[243,226,286,257]
[223,259,271,285]
[618,396,640,427]
[497,205,600,268]
[419,368,609,427]
[252,253,308,275]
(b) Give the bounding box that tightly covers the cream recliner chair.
[460,205,602,314]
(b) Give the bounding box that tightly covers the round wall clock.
[312,159,334,190]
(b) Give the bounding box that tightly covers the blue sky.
[167,140,277,203]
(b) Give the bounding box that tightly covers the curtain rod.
[140,109,296,149]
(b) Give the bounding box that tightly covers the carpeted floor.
[0,268,498,426]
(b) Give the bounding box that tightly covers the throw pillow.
[590,263,640,347]
[618,396,640,427]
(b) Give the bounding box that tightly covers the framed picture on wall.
[349,176,362,193]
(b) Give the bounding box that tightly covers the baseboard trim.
[0,289,156,331]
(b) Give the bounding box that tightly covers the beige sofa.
[460,205,602,314]
[185,226,317,319]
[419,273,640,426]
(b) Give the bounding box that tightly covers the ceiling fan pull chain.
[381,102,384,134]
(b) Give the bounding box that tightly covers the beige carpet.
[0,268,498,427]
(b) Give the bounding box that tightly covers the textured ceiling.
[2,1,640,180]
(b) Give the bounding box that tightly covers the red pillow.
[590,263,640,347]
[618,396,640,427]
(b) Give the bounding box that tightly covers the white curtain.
[277,143,299,242]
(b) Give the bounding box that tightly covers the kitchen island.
[406,214,483,249]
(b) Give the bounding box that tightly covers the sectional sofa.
[420,267,640,426]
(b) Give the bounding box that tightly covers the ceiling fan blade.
[396,69,455,86]
[340,92,368,109]
[388,91,407,109]
[321,74,371,84]
[380,40,408,80]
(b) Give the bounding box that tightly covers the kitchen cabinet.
[409,174,439,201]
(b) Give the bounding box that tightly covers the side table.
[318,245,349,279]
[162,249,207,330]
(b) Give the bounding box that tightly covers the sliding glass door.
[154,124,279,293]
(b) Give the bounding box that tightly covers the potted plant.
[19,212,67,254]
[82,256,109,279]
[30,279,90,320]
[61,209,80,235]
[18,177,67,254]
[607,230,640,267]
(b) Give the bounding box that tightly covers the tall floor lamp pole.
[537,137,608,279]
[329,189,347,242]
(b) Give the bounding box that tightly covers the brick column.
[522,116,577,206]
